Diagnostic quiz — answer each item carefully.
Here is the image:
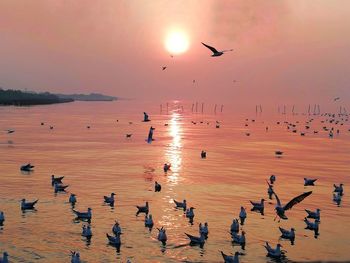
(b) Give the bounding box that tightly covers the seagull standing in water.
[144,214,154,228]
[221,251,242,263]
[136,202,149,215]
[305,208,321,220]
[73,208,92,221]
[21,199,38,210]
[70,251,81,263]
[333,192,342,204]
[250,199,265,213]
[154,181,161,192]
[231,230,246,249]
[106,232,122,248]
[0,212,4,226]
[279,227,295,244]
[267,181,274,199]
[82,225,92,238]
[264,242,284,258]
[199,222,209,238]
[69,194,77,206]
[104,193,116,206]
[230,219,240,234]
[272,191,312,221]
[143,112,151,122]
[174,199,187,210]
[239,207,247,225]
[201,42,233,57]
[304,218,320,236]
[185,232,206,246]
[112,221,122,235]
[157,227,167,245]
[186,207,195,222]
[334,183,344,195]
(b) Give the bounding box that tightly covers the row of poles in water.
[160,102,224,114]
[253,104,348,115]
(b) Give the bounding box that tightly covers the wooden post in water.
[201,103,204,114]
[195,102,198,113]
[308,104,311,115]
[191,103,194,113]
[259,105,262,113]
[220,104,224,113]
[214,104,217,114]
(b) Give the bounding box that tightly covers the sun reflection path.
[165,112,182,185]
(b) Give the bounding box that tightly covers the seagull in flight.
[273,191,312,220]
[162,66,167,71]
[334,97,340,101]
[201,42,233,57]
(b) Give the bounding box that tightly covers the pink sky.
[0,0,349,106]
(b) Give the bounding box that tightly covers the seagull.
[174,199,186,210]
[266,181,274,200]
[162,66,167,71]
[106,233,122,247]
[51,175,64,185]
[154,181,161,192]
[304,218,320,236]
[201,42,233,57]
[334,183,344,195]
[304,178,317,186]
[0,252,8,263]
[136,201,149,215]
[185,232,206,246]
[82,225,92,238]
[112,221,122,235]
[6,129,14,134]
[275,151,283,156]
[21,199,38,210]
[305,208,321,220]
[231,231,246,249]
[333,192,342,204]
[54,182,69,193]
[221,251,241,263]
[186,207,195,221]
[0,212,4,226]
[334,97,340,101]
[73,208,92,220]
[250,199,265,211]
[70,251,81,263]
[157,227,167,244]
[144,214,154,228]
[269,175,276,184]
[126,134,132,138]
[230,218,240,234]
[201,150,207,159]
[104,193,116,205]
[279,227,295,244]
[143,112,150,122]
[69,194,77,205]
[273,191,312,220]
[147,126,155,143]
[20,163,34,172]
[163,163,171,172]
[264,242,284,258]
[199,222,209,238]
[239,207,247,225]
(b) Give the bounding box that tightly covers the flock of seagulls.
[1,109,348,262]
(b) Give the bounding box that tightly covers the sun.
[165,31,189,55]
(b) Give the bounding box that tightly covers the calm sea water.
[0,101,349,262]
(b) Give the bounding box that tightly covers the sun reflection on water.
[165,111,182,185]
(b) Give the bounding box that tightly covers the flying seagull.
[162,66,167,71]
[334,97,340,101]
[273,191,312,220]
[201,42,233,57]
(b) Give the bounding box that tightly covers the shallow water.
[0,101,349,262]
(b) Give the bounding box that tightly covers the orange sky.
[0,0,349,107]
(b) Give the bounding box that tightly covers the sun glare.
[165,31,189,55]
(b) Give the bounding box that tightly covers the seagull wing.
[273,191,282,207]
[284,191,312,211]
[201,42,219,53]
[222,49,234,52]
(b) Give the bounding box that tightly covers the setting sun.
[165,31,189,55]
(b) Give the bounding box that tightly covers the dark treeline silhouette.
[0,89,73,106]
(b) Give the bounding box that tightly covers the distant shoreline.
[0,89,118,106]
